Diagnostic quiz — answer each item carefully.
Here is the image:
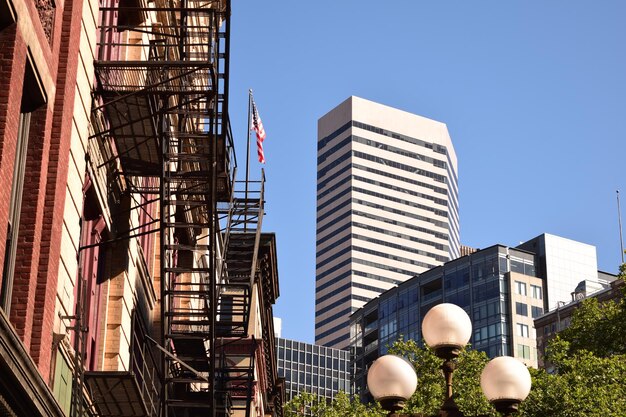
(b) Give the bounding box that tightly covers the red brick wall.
[29,0,86,378]
[0,0,86,382]
[10,104,54,349]
[0,25,27,290]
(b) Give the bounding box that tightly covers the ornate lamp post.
[421,303,472,416]
[367,303,532,417]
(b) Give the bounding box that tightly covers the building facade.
[518,233,604,310]
[276,338,350,403]
[534,276,621,369]
[349,233,607,396]
[316,97,459,348]
[0,1,284,416]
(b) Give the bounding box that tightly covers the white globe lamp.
[367,355,417,412]
[481,356,532,416]
[422,303,472,359]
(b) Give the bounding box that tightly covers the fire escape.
[84,0,265,416]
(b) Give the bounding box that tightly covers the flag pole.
[618,190,624,264]
[245,89,252,216]
[244,89,253,232]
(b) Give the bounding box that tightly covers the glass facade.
[350,244,540,396]
[276,338,350,403]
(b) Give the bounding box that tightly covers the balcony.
[85,314,160,417]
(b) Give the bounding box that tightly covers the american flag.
[251,98,266,164]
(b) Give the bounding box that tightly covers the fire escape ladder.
[88,0,242,417]
[218,175,265,337]
[214,337,257,417]
[160,3,229,416]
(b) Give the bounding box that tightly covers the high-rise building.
[276,338,350,406]
[315,96,459,348]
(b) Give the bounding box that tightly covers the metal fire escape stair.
[85,1,265,416]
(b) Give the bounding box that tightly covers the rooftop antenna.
[618,190,624,264]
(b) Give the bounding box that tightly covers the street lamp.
[480,357,532,417]
[367,355,418,413]
[367,303,531,417]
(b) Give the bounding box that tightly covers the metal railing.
[129,312,162,416]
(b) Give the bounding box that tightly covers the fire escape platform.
[98,92,161,177]
[84,372,150,417]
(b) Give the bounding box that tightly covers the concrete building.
[315,97,459,348]
[0,1,284,416]
[349,234,606,397]
[517,233,605,310]
[276,338,350,405]
[534,275,620,369]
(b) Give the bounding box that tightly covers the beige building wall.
[53,2,159,383]
[52,0,99,363]
[316,96,459,348]
[507,271,545,368]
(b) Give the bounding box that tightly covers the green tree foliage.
[283,391,383,417]
[555,263,626,356]
[521,341,626,417]
[520,264,626,417]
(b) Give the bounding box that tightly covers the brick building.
[534,276,621,369]
[0,0,283,416]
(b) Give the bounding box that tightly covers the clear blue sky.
[227,1,626,344]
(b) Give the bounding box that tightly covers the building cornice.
[0,310,65,417]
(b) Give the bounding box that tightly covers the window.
[517,344,531,360]
[0,111,30,312]
[515,281,527,296]
[0,58,46,313]
[51,349,72,415]
[532,306,544,318]
[473,323,502,343]
[515,302,528,316]
[531,284,543,300]
[516,323,529,337]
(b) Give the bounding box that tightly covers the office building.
[316,96,459,348]
[0,1,284,416]
[276,338,350,404]
[349,234,606,396]
[517,233,606,310]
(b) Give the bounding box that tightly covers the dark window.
[0,59,46,313]
[499,256,508,273]
[510,260,524,274]
[516,302,528,316]
[0,0,17,30]
[532,306,544,318]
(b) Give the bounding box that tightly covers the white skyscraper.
[315,97,459,348]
